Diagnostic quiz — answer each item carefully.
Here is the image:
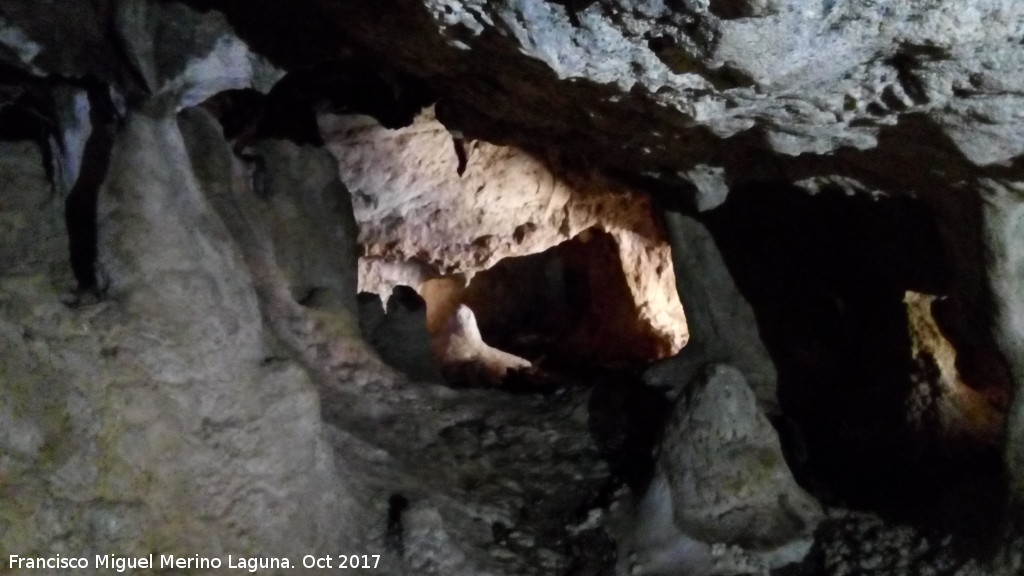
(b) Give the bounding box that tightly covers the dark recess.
[202,62,436,154]
[0,63,57,185]
[386,493,409,556]
[65,79,119,293]
[701,182,1005,538]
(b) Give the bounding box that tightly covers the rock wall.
[2,0,1024,573]
[1,114,364,563]
[322,109,688,364]
[981,179,1024,520]
[1,96,621,576]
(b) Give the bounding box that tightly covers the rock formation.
[654,365,822,567]
[2,0,1024,575]
[323,109,688,370]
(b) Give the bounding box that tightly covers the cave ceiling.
[3,1,1024,575]
[4,1,1023,204]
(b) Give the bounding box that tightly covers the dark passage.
[702,183,1007,537]
[461,227,666,372]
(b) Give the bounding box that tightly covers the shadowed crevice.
[65,79,119,292]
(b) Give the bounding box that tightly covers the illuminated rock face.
[2,0,1024,574]
[904,291,1008,447]
[459,227,676,365]
[323,110,688,367]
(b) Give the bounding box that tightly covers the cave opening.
[196,66,1016,549]
[6,1,1024,572]
[432,226,674,375]
[325,102,687,393]
[357,224,682,395]
[358,225,681,497]
[702,182,1010,537]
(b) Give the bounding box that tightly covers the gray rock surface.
[2,116,365,562]
[114,0,282,112]
[2,97,615,576]
[1,0,281,111]
[812,511,1024,576]
[634,364,822,572]
[659,364,821,548]
[981,179,1024,516]
[246,138,359,314]
[179,106,612,575]
[1,0,1023,573]
[367,285,445,382]
[613,364,821,575]
[646,211,778,413]
[176,0,1024,182]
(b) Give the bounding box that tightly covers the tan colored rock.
[436,304,533,387]
[904,291,1007,446]
[321,109,687,362]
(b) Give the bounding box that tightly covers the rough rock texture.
[1,0,280,112]
[622,364,821,574]
[322,110,688,362]
[359,286,444,382]
[176,106,616,576]
[3,97,620,576]
[2,118,364,561]
[436,304,533,386]
[170,5,1024,500]
[807,511,1024,576]
[904,291,1006,446]
[179,0,1024,190]
[3,0,1024,574]
[646,211,778,412]
[658,365,821,548]
[981,179,1024,519]
[0,141,66,277]
[242,138,359,314]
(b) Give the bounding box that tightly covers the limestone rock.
[0,141,66,277]
[980,179,1024,515]
[165,0,1024,181]
[245,138,359,314]
[51,85,92,196]
[364,286,444,382]
[322,109,688,362]
[2,113,364,561]
[436,304,533,387]
[114,0,282,113]
[813,511,1024,576]
[6,0,1024,184]
[647,212,778,412]
[903,291,1007,446]
[3,0,1024,571]
[631,364,822,572]
[0,2,121,79]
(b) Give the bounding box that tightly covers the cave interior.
[1,2,1023,575]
